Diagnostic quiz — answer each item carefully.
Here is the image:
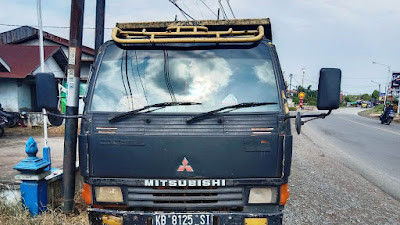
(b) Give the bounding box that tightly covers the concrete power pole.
[301,67,305,87]
[289,73,293,91]
[62,0,85,213]
[94,0,105,58]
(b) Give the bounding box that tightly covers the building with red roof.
[0,26,94,112]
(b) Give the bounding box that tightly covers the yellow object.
[102,215,123,225]
[299,92,305,99]
[284,102,289,114]
[279,183,290,205]
[95,186,124,203]
[244,218,268,225]
[112,25,264,44]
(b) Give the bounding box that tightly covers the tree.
[371,90,379,100]
[360,93,371,101]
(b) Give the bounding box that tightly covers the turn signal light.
[279,183,290,205]
[82,183,93,205]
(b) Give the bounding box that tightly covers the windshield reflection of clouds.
[91,44,280,113]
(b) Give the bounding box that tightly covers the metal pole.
[289,74,293,91]
[37,0,49,148]
[94,0,105,58]
[62,0,85,213]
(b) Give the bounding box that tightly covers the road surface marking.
[338,117,400,136]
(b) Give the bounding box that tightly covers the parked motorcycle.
[0,115,7,137]
[0,104,26,127]
[380,108,395,125]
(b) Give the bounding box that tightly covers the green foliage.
[361,93,371,101]
[294,85,318,106]
[371,90,379,100]
[293,96,299,104]
[289,107,297,111]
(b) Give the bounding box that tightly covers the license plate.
[153,213,213,225]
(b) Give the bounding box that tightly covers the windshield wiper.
[186,102,278,124]
[109,102,202,122]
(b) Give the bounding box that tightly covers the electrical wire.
[163,49,177,102]
[226,0,236,19]
[218,0,228,19]
[0,23,113,29]
[199,0,217,17]
[168,0,195,21]
[134,50,149,105]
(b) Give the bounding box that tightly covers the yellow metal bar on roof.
[112,25,264,44]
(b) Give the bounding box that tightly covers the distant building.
[0,26,94,112]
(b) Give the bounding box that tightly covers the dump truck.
[36,18,341,225]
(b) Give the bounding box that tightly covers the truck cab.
[36,18,341,225]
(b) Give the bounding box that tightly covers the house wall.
[17,82,32,111]
[0,79,18,111]
[32,56,65,78]
[22,39,93,79]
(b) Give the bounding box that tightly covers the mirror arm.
[285,109,332,120]
[45,110,85,119]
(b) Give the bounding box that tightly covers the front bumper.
[88,208,283,225]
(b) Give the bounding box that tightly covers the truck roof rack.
[112,18,272,44]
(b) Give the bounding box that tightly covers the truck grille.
[127,187,244,210]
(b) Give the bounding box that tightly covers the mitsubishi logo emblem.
[177,157,193,172]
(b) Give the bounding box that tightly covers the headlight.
[248,187,278,204]
[95,186,124,203]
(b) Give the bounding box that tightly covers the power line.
[218,0,228,19]
[199,0,217,17]
[0,23,113,30]
[168,0,195,21]
[195,0,206,19]
[226,0,236,19]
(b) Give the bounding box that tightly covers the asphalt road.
[303,107,400,199]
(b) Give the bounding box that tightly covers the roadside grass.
[0,189,89,225]
[358,104,384,117]
[4,125,65,137]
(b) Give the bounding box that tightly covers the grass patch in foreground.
[0,191,89,225]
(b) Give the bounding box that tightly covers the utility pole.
[372,61,391,107]
[62,0,85,213]
[371,80,381,93]
[301,67,305,87]
[289,73,293,91]
[94,0,105,58]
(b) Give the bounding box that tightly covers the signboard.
[299,92,305,108]
[392,72,400,88]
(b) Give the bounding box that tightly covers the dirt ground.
[0,130,64,184]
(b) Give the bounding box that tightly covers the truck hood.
[87,113,283,179]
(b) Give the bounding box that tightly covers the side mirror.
[35,73,58,111]
[317,68,341,110]
[35,73,64,126]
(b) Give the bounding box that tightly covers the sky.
[0,0,399,95]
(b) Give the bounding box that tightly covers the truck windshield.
[90,43,280,113]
